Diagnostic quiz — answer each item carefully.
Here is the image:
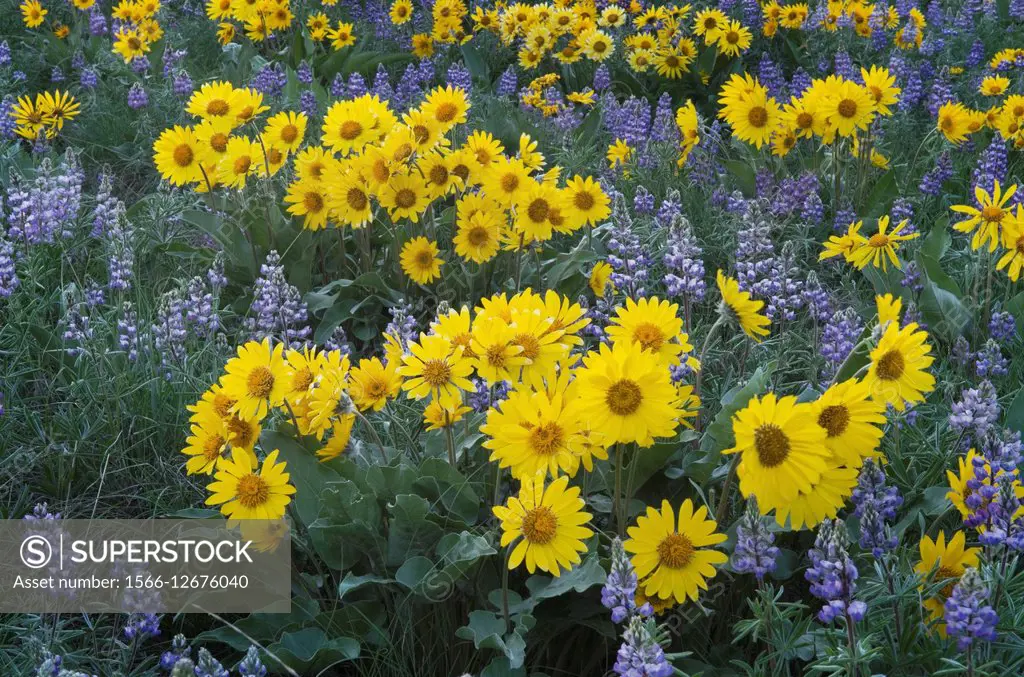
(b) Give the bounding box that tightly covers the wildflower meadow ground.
[3,0,1024,675]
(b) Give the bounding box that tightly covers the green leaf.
[461,43,490,84]
[723,159,756,197]
[1006,387,1024,434]
[862,171,897,217]
[920,216,951,261]
[456,611,530,669]
[338,573,393,600]
[387,493,444,566]
[524,553,606,602]
[267,627,360,671]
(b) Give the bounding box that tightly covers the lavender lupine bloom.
[602,538,652,623]
[123,613,160,640]
[91,174,118,237]
[945,568,999,651]
[0,392,4,417]
[186,276,218,337]
[296,61,313,85]
[0,96,17,139]
[299,90,318,119]
[467,377,511,413]
[106,206,134,291]
[651,93,677,144]
[153,288,187,375]
[801,274,833,323]
[801,192,824,224]
[130,56,150,75]
[949,381,999,446]
[757,53,786,99]
[251,63,287,97]
[118,302,139,361]
[346,72,368,98]
[80,67,99,89]
[193,649,229,677]
[207,253,228,290]
[656,192,681,225]
[51,66,64,83]
[790,68,813,97]
[173,70,193,97]
[966,39,986,68]
[330,73,347,98]
[851,459,902,556]
[973,137,1009,191]
[974,339,1008,377]
[820,308,864,380]
[732,499,780,580]
[0,235,19,297]
[594,64,611,91]
[806,519,867,623]
[900,260,923,293]
[989,310,1017,343]
[580,293,612,339]
[127,83,148,109]
[919,152,952,196]
[236,647,268,677]
[372,64,394,101]
[89,6,108,33]
[160,634,191,671]
[446,62,472,93]
[633,187,655,215]
[384,299,417,355]
[663,214,706,303]
[62,301,93,357]
[85,281,105,307]
[898,68,923,112]
[771,172,820,219]
[612,616,673,677]
[324,325,352,354]
[496,66,518,96]
[0,40,9,67]
[25,502,61,520]
[247,250,311,347]
[606,196,650,297]
[7,153,84,244]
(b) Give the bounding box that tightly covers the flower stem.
[714,453,742,526]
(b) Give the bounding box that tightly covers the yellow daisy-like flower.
[861,66,901,116]
[328,21,356,49]
[262,111,307,153]
[316,415,356,461]
[325,170,374,229]
[607,139,633,169]
[205,449,296,520]
[349,357,402,412]
[936,101,972,144]
[454,209,502,264]
[715,20,752,57]
[390,0,413,24]
[21,0,47,27]
[422,85,470,130]
[399,236,444,284]
[493,474,594,577]
[216,136,258,190]
[424,400,471,430]
[716,270,770,342]
[810,378,886,468]
[186,81,240,123]
[819,220,866,263]
[846,215,918,271]
[876,293,902,326]
[726,392,831,511]
[946,449,1024,527]
[915,531,980,630]
[38,90,80,131]
[950,180,1017,253]
[480,156,532,209]
[470,316,527,384]
[997,205,1024,281]
[580,29,615,61]
[282,346,324,406]
[399,333,474,407]
[482,379,583,479]
[284,177,331,230]
[322,100,377,156]
[606,296,688,367]
[153,125,208,186]
[980,76,1010,97]
[774,463,859,530]
[720,86,782,149]
[625,499,728,604]
[562,175,611,229]
[589,261,614,297]
[863,322,935,411]
[181,412,229,475]
[819,78,876,138]
[219,338,289,421]
[380,174,431,224]
[573,339,681,447]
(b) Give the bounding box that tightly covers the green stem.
[714,453,742,526]
[614,443,625,537]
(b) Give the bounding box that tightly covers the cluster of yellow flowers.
[726,293,934,530]
[939,93,1024,150]
[8,90,81,142]
[950,181,1024,282]
[820,215,920,272]
[109,0,165,62]
[203,0,307,45]
[519,72,597,117]
[153,81,296,191]
[717,68,900,160]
